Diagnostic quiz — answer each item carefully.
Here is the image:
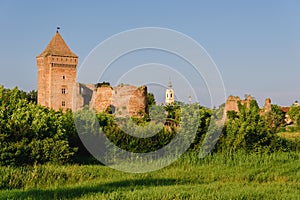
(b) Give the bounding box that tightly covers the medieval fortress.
[36,31,149,116]
[36,31,296,120]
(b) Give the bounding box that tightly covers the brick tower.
[36,30,78,111]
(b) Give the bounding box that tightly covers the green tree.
[264,104,285,133]
[147,93,156,108]
[288,105,300,128]
[0,86,76,166]
[219,100,288,153]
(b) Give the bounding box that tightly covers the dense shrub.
[218,100,297,153]
[0,86,75,166]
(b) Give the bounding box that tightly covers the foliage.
[0,85,299,166]
[0,86,37,105]
[188,105,211,150]
[263,104,285,133]
[0,86,75,166]
[1,86,300,199]
[288,105,300,128]
[220,100,294,153]
[146,92,156,108]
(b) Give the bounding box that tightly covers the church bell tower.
[165,81,175,104]
[36,30,78,111]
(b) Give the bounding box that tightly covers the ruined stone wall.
[261,98,272,114]
[111,85,147,116]
[73,83,94,111]
[128,86,148,116]
[75,83,148,117]
[90,85,113,113]
[224,95,253,116]
[102,84,147,117]
[224,96,241,113]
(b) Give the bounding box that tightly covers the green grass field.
[0,152,299,200]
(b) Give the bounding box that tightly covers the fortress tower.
[165,81,175,104]
[36,30,78,111]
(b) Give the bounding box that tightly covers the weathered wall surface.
[128,86,147,116]
[73,83,94,110]
[50,62,77,111]
[90,85,113,113]
[261,98,272,114]
[75,83,147,117]
[224,96,241,113]
[224,95,253,117]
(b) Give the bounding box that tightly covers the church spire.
[168,81,172,88]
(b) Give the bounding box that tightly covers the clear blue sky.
[0,1,299,107]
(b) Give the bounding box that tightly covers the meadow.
[0,152,299,200]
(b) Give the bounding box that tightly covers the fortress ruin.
[74,82,147,116]
[36,31,147,116]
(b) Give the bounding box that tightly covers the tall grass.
[0,152,299,199]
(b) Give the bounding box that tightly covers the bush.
[0,86,75,166]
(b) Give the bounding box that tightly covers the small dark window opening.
[62,88,66,94]
[62,101,66,107]
[170,93,172,98]
[63,75,65,79]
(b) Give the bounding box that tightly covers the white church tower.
[165,81,175,104]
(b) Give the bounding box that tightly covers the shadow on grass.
[1,178,187,199]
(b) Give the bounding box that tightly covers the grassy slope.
[0,152,299,200]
